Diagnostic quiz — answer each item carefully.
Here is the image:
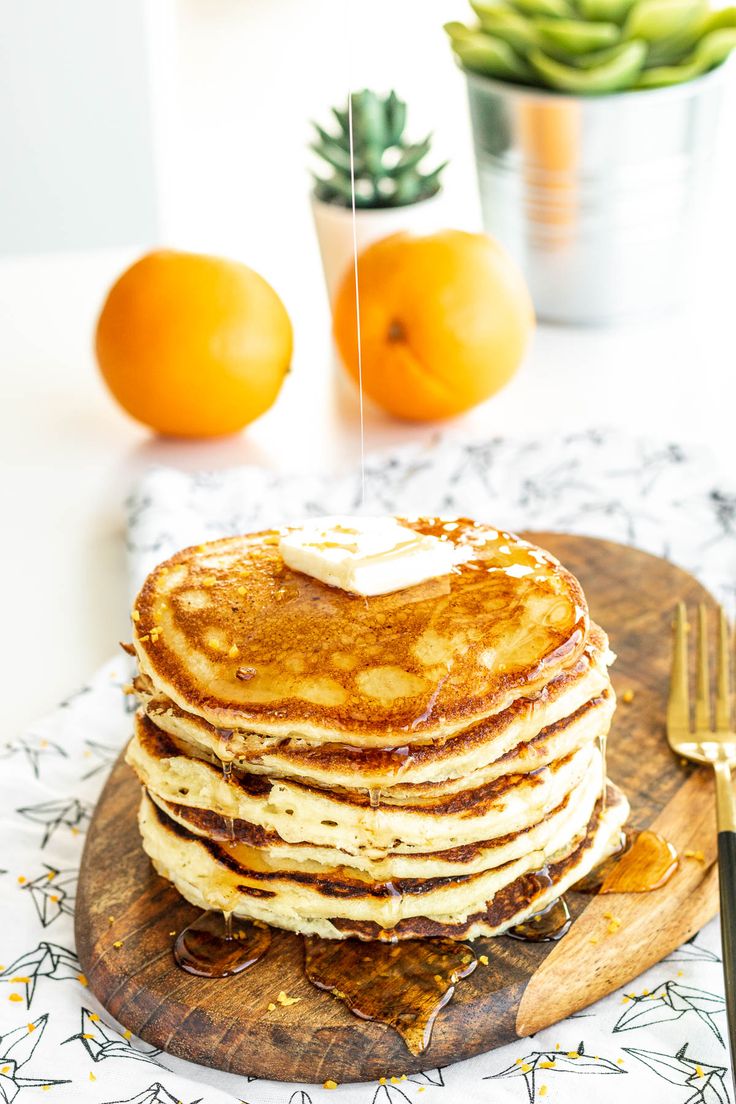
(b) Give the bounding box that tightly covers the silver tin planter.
[464,65,728,324]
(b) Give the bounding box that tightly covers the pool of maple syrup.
[507,896,571,942]
[171,828,679,1047]
[303,935,477,1056]
[571,829,678,894]
[174,911,271,978]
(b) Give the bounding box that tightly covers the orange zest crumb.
[267,1003,276,1012]
[123,1029,132,1040]
[10,976,30,983]
[478,954,489,965]
[621,689,635,703]
[684,849,706,863]
[8,994,22,1003]
[77,974,88,987]
[323,1080,338,1090]
[276,991,300,1007]
[567,1052,579,1059]
[89,1072,96,1082]
[89,1013,99,1022]
[17,876,26,885]
[112,940,123,949]
[539,1088,548,1098]
[539,1060,555,1069]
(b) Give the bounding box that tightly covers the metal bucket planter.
[464,64,728,323]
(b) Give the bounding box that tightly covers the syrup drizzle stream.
[346,77,366,506]
[304,935,477,1055]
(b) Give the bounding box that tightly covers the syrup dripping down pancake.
[137,786,629,940]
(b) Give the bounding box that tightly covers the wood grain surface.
[75,534,720,1083]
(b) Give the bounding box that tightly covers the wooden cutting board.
[75,534,720,1083]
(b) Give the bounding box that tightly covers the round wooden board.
[76,534,721,1083]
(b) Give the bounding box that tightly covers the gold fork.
[668,602,736,1071]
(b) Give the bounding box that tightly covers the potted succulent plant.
[310,89,447,304]
[445,0,736,323]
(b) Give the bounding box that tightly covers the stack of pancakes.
[126,517,629,941]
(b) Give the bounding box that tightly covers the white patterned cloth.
[3,429,736,1104]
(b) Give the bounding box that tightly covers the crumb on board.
[684,849,706,863]
[478,954,489,965]
[276,991,301,1007]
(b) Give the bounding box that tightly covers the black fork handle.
[719,831,736,1082]
[714,761,736,1088]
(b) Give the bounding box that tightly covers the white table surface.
[3,215,735,737]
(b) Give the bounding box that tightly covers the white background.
[2,0,735,734]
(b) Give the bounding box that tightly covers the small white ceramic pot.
[311,192,444,308]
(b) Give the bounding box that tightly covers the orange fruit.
[333,230,534,421]
[96,249,293,437]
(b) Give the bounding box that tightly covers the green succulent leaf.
[623,0,707,42]
[477,9,541,51]
[637,23,736,81]
[576,0,637,25]
[566,37,638,65]
[383,138,433,176]
[386,90,408,144]
[508,0,575,20]
[449,29,535,79]
[309,141,355,176]
[313,122,350,153]
[529,36,647,87]
[331,107,349,135]
[534,16,621,51]
[702,6,736,31]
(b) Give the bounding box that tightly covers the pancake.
[127,709,606,854]
[137,785,629,939]
[148,761,604,879]
[125,515,629,943]
[135,687,614,802]
[132,623,613,790]
[131,518,589,743]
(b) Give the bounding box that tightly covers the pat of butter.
[278,516,468,597]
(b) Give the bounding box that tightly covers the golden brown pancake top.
[132,518,588,739]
